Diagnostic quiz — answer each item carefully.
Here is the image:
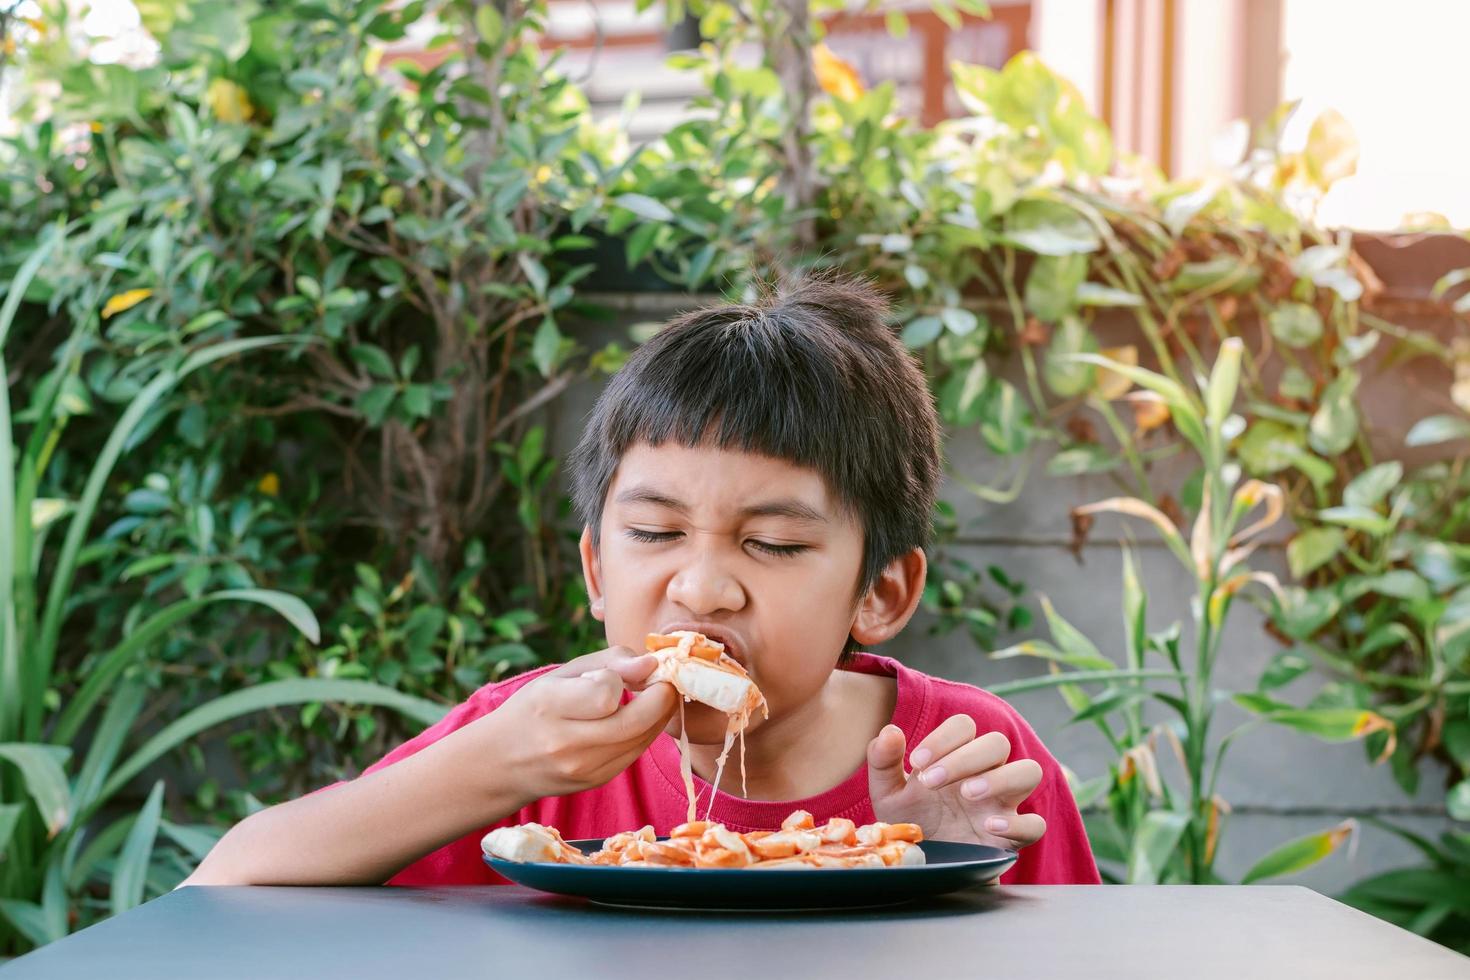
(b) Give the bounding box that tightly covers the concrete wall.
[552,291,1456,893]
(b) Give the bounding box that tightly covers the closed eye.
[624,528,809,558]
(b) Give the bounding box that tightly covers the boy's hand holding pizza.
[491,646,678,801]
[867,715,1046,851]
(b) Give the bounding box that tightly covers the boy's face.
[580,441,869,744]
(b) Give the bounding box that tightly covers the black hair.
[568,273,941,654]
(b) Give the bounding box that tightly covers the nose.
[666,547,746,617]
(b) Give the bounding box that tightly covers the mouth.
[657,622,747,668]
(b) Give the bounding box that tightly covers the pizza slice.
[645,630,768,822]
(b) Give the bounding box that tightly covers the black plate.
[484,840,1018,911]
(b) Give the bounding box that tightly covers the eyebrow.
[613,486,829,524]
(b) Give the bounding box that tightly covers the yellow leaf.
[22,17,47,35]
[1203,795,1232,865]
[101,288,153,319]
[257,472,280,497]
[812,43,864,102]
[364,44,385,75]
[1228,479,1285,546]
[1352,711,1396,763]
[1305,108,1358,191]
[1126,391,1171,435]
[1092,345,1138,400]
[206,78,254,124]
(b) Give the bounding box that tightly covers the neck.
[686,663,895,802]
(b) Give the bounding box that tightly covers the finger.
[865,724,909,799]
[601,681,679,744]
[909,715,981,784]
[984,811,1046,848]
[608,652,658,687]
[954,758,1043,807]
[918,732,1018,791]
[550,645,644,679]
[539,668,625,720]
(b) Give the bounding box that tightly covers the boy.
[187,276,1099,886]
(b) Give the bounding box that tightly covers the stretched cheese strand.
[676,699,697,823]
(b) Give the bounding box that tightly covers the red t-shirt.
[365,652,1100,886]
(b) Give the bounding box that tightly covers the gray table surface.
[3,884,1467,979]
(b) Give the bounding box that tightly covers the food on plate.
[645,630,769,821]
[480,810,926,870]
[480,823,590,866]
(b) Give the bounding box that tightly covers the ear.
[849,547,927,647]
[578,526,607,622]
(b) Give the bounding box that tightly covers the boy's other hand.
[486,647,678,804]
[867,716,1045,852]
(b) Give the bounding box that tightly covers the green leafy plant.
[1338,820,1470,954]
[0,230,448,955]
[988,342,1388,884]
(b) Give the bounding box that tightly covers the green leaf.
[72,681,147,818]
[901,315,943,348]
[1343,462,1402,509]
[1447,780,1470,821]
[112,780,165,916]
[1406,414,1470,447]
[1288,527,1345,579]
[1258,650,1312,691]
[473,3,503,43]
[978,379,1033,455]
[1353,570,1430,604]
[1308,371,1359,455]
[0,803,23,859]
[1204,337,1244,428]
[532,318,562,377]
[1267,303,1324,348]
[1317,505,1392,536]
[1241,821,1354,883]
[1236,419,1305,475]
[1075,283,1144,307]
[1046,445,1118,476]
[54,590,320,747]
[517,254,548,298]
[613,193,674,222]
[99,679,449,805]
[990,638,1114,673]
[356,386,395,425]
[159,820,226,862]
[999,200,1100,255]
[939,307,979,336]
[1023,253,1087,322]
[1435,585,1470,672]
[1272,586,1341,639]
[1043,316,1096,397]
[1232,694,1391,744]
[350,344,396,380]
[0,899,61,948]
[1128,810,1190,884]
[0,744,72,837]
[985,668,1180,698]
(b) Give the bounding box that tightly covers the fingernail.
[962,778,990,800]
[911,748,933,769]
[986,817,1009,833]
[918,765,946,787]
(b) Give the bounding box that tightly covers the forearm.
[183,718,526,886]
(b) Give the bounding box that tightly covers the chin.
[665,701,751,745]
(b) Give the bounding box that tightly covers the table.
[3,884,1467,979]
